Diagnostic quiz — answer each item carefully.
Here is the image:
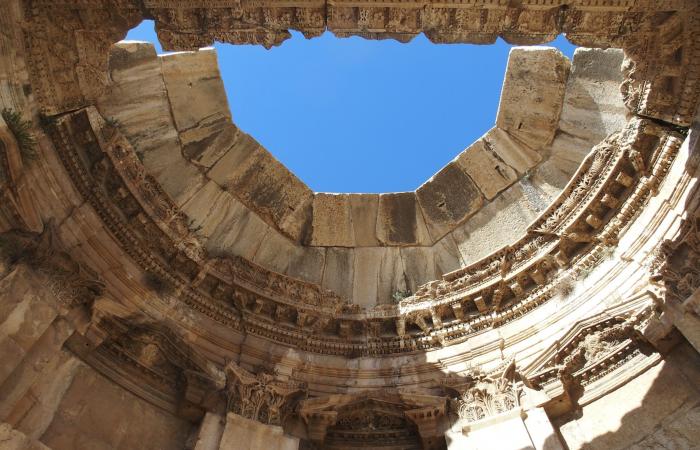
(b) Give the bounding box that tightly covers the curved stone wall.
[97,40,628,306]
[1,1,699,449]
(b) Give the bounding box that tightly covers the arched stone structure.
[1,1,699,449]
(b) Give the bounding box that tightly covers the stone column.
[447,407,563,450]
[193,412,225,450]
[0,316,75,422]
[522,407,564,450]
[665,290,700,354]
[219,412,299,450]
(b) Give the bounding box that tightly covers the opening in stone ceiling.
[125,20,576,193]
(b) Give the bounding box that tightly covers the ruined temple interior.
[1,1,700,449]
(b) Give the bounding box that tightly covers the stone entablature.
[99,42,571,250]
[46,102,682,356]
[2,0,700,448]
[21,1,700,128]
[99,41,608,307]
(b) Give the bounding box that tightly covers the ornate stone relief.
[73,312,226,418]
[225,361,306,426]
[18,1,700,129]
[450,360,521,423]
[651,212,700,305]
[43,102,684,355]
[299,392,447,449]
[1,2,699,447]
[524,304,658,407]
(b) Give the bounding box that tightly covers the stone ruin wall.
[0,0,699,449]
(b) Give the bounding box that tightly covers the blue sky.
[126,21,576,193]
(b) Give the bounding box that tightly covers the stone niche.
[1,0,700,449]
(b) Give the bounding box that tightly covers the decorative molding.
[42,104,684,355]
[19,1,700,126]
[299,391,446,449]
[522,299,659,408]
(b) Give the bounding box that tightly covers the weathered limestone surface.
[416,162,484,240]
[206,132,314,241]
[481,127,541,175]
[90,39,636,306]
[160,49,231,132]
[39,362,194,450]
[0,269,59,388]
[456,138,519,200]
[93,40,627,305]
[310,194,354,247]
[376,192,432,246]
[352,247,407,307]
[98,42,207,207]
[348,194,380,247]
[453,411,539,450]
[181,181,271,260]
[449,182,545,264]
[322,247,355,301]
[193,412,225,450]
[219,413,298,450]
[496,47,570,150]
[0,423,50,450]
[2,2,700,450]
[547,48,627,176]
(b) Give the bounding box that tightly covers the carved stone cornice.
[44,103,684,355]
[299,391,447,449]
[522,298,658,410]
[69,310,226,419]
[18,0,700,127]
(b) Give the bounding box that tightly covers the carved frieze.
[73,312,226,418]
[523,303,657,408]
[299,392,446,449]
[43,104,684,356]
[17,0,700,127]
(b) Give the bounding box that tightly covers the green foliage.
[1,108,37,163]
[392,289,412,303]
[105,117,120,128]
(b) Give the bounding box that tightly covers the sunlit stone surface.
[0,1,699,449]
